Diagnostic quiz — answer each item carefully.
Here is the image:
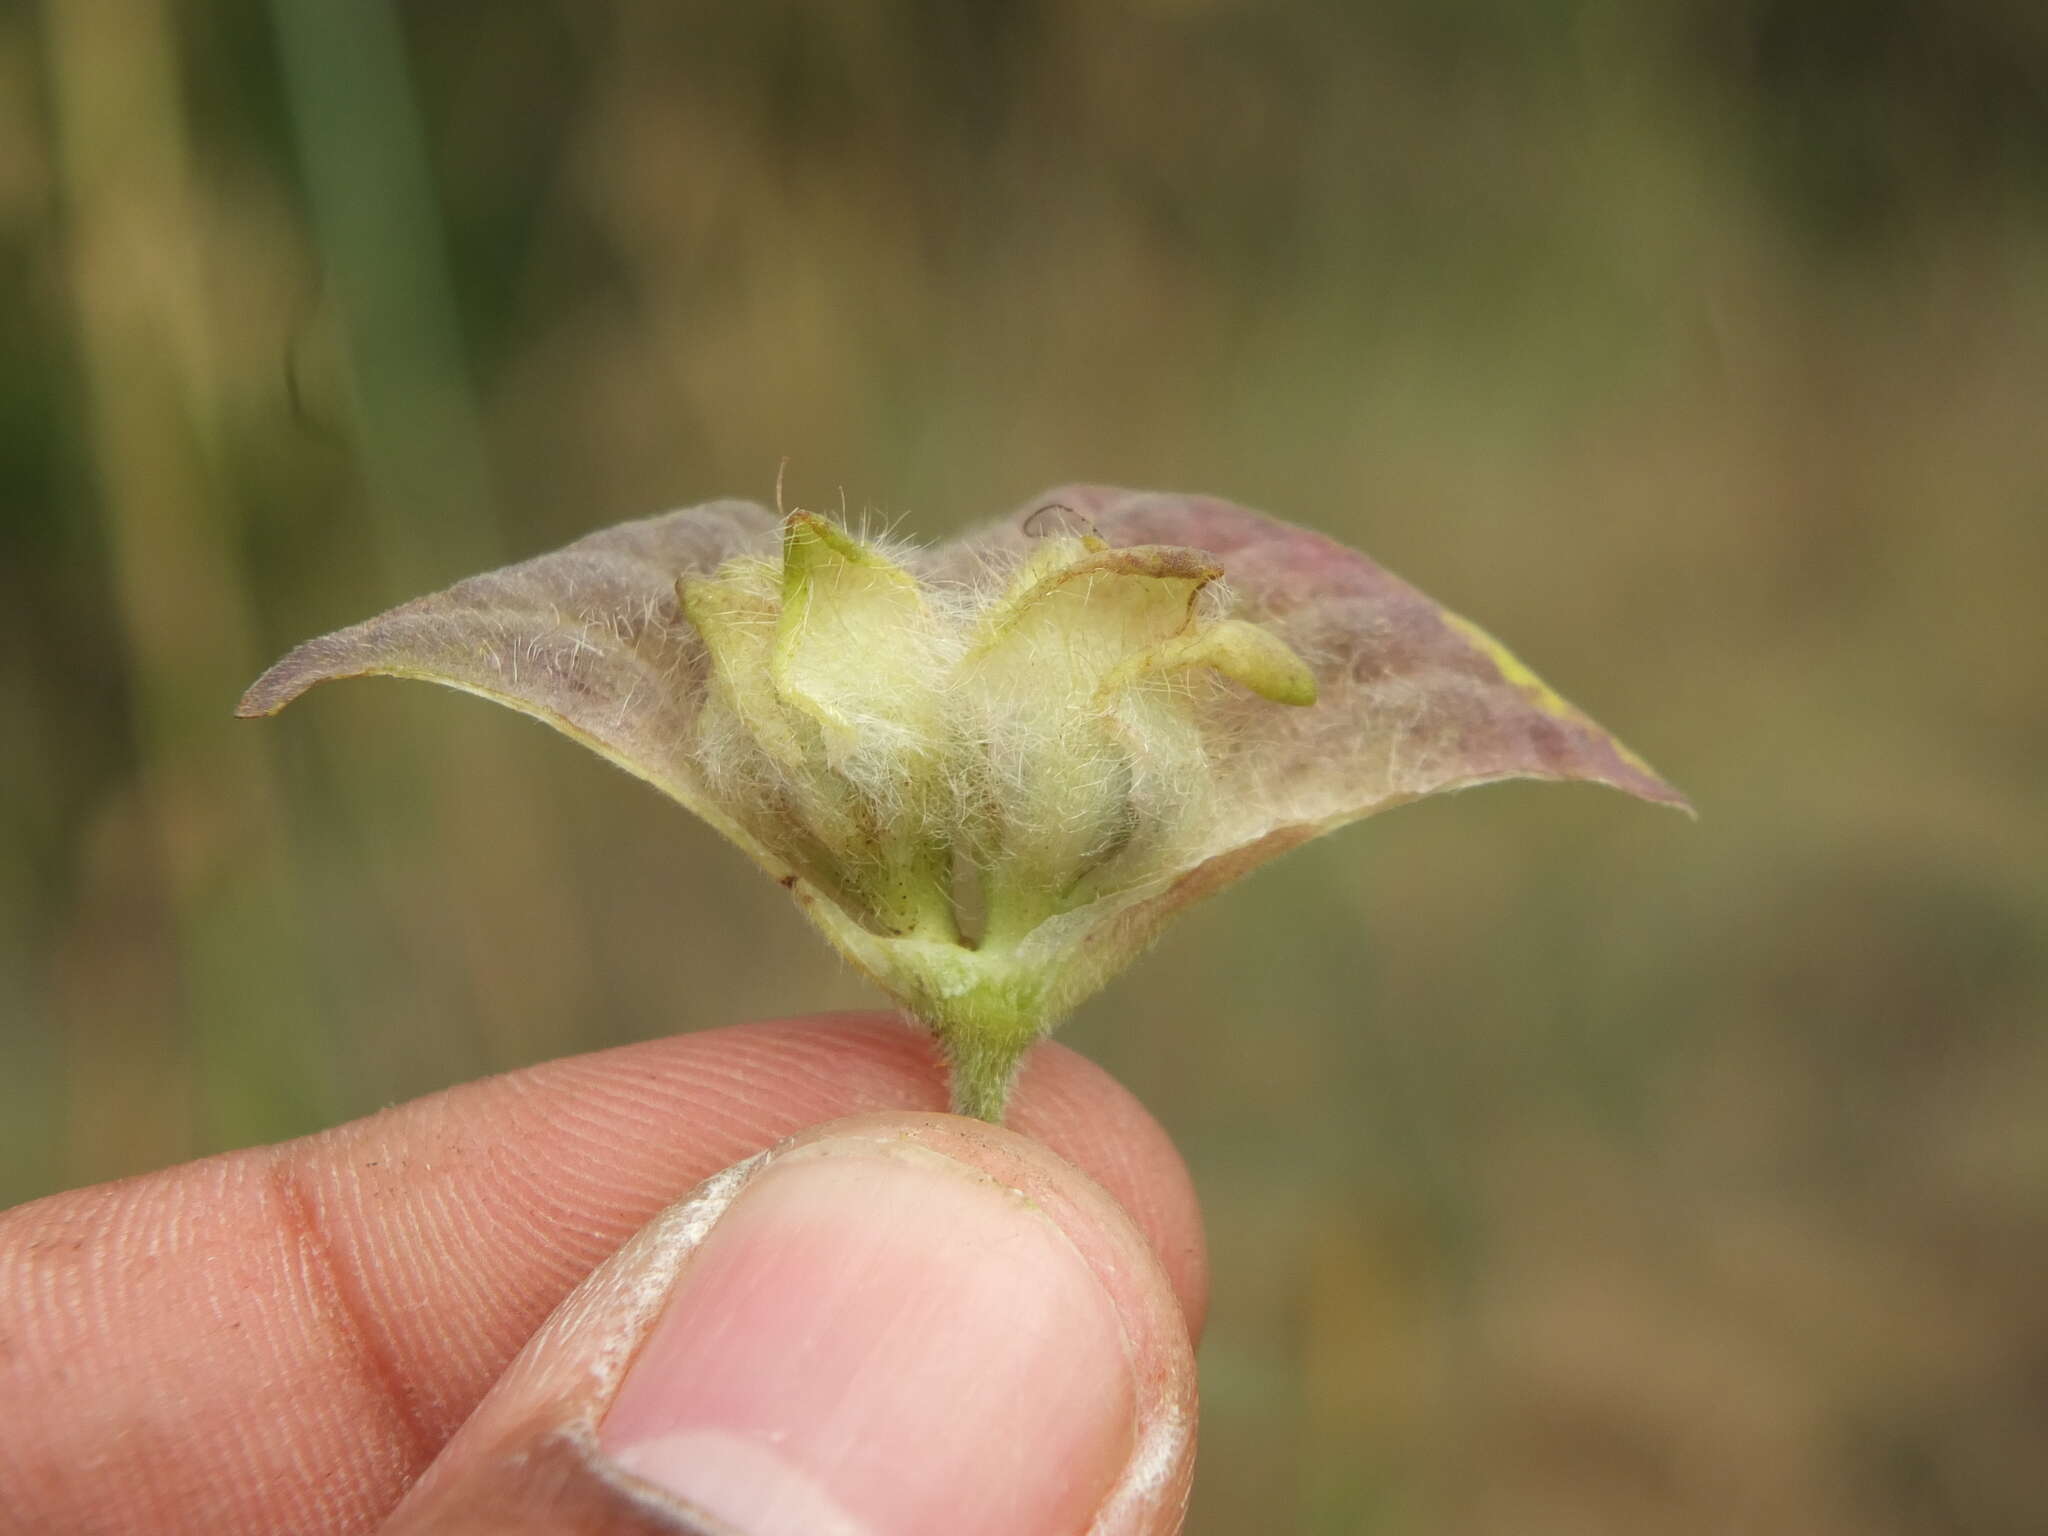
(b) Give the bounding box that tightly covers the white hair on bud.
[678,518,1295,937]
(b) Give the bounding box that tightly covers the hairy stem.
[941,1028,1032,1122]
[799,904,1055,1122]
[912,957,1054,1122]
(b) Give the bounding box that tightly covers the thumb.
[380,1111,1199,1535]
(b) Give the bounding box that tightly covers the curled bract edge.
[239,486,1690,1120]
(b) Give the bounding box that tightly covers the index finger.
[0,1014,1207,1536]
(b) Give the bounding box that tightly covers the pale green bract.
[240,486,1688,1119]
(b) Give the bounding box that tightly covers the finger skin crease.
[266,1152,440,1476]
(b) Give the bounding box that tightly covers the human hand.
[0,1015,1204,1535]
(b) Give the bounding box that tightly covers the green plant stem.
[799,908,1055,1121]
[906,952,1054,1121]
[938,1024,1034,1122]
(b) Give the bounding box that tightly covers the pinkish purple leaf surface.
[995,485,1685,813]
[238,500,782,853]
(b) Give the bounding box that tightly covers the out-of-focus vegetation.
[5,2,2045,1531]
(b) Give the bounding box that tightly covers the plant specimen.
[240,485,1687,1119]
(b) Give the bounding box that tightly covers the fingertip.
[1007,1039,1211,1343]
[387,1112,1197,1536]
[435,1014,1208,1337]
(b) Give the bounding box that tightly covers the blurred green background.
[5,1,2046,1531]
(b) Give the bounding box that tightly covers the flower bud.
[238,486,1687,1120]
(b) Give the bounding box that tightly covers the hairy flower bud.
[239,487,1688,1119]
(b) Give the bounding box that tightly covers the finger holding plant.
[241,485,1688,1120]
